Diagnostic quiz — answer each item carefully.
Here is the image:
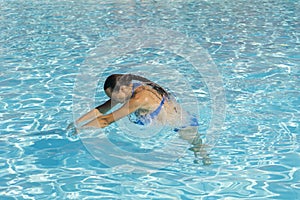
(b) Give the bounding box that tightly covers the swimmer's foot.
[189,146,212,166]
[189,137,212,166]
[192,157,212,165]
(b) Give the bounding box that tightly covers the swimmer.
[68,74,211,165]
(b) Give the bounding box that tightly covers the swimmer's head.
[104,74,140,103]
[104,74,169,102]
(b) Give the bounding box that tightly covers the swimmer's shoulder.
[131,86,160,108]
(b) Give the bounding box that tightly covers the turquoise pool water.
[1,0,299,199]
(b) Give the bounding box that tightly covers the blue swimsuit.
[128,82,199,130]
[173,116,199,132]
[128,82,165,126]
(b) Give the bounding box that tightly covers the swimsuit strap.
[132,82,142,96]
[129,96,165,126]
[129,81,165,125]
[149,96,165,119]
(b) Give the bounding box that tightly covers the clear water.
[0,0,299,199]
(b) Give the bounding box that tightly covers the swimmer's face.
[106,84,132,103]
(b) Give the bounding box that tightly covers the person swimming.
[69,74,211,165]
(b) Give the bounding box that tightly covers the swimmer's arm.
[82,97,145,128]
[96,99,119,114]
[76,99,118,125]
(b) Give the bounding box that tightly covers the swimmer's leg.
[190,135,212,166]
[178,127,212,165]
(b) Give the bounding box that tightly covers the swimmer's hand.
[66,122,80,136]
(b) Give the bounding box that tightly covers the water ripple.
[0,0,299,199]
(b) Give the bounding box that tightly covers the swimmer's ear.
[120,85,130,92]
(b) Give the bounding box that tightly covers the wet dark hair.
[104,74,169,98]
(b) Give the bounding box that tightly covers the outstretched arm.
[76,99,118,125]
[82,96,145,128]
